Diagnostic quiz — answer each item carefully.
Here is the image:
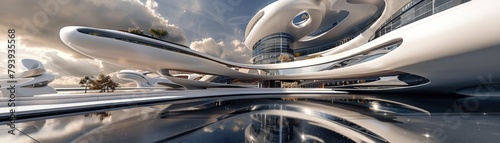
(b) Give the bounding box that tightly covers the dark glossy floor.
[1,93,499,143]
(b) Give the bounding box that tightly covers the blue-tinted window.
[292,12,309,26]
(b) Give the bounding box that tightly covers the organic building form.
[0,59,57,97]
[60,0,500,95]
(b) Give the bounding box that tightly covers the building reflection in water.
[245,113,354,143]
[2,95,500,143]
[83,112,112,121]
[246,114,293,143]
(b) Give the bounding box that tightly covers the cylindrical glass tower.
[252,33,294,64]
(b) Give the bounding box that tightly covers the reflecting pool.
[1,94,499,143]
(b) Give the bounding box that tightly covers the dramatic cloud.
[0,0,270,87]
[50,76,82,87]
[0,46,126,87]
[154,0,274,42]
[0,0,186,57]
[0,0,188,87]
[190,38,252,63]
[222,40,252,63]
[190,38,224,57]
[151,0,272,63]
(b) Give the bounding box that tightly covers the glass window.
[292,12,310,26]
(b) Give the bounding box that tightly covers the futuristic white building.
[245,0,386,64]
[0,59,57,97]
[116,70,184,89]
[59,0,500,95]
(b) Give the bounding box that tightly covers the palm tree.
[79,76,93,93]
[148,28,168,39]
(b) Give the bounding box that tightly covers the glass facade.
[252,33,295,64]
[373,0,470,39]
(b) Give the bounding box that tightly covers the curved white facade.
[117,70,184,89]
[244,0,387,64]
[244,0,385,51]
[0,59,57,97]
[59,0,500,95]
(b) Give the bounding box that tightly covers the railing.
[373,0,470,40]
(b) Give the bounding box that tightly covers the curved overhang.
[164,76,249,89]
[60,26,406,80]
[298,10,350,42]
[117,71,151,87]
[60,0,500,93]
[1,59,57,97]
[244,11,264,38]
[244,0,386,53]
[60,26,399,71]
[16,59,47,78]
[172,74,202,80]
[320,0,411,56]
[244,0,327,49]
[117,70,185,89]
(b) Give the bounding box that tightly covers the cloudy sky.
[0,0,275,87]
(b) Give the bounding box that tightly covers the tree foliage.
[91,74,120,93]
[148,28,168,39]
[128,27,144,35]
[79,74,119,93]
[78,76,93,93]
[278,54,293,63]
[293,52,301,57]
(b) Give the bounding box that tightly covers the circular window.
[292,12,310,27]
